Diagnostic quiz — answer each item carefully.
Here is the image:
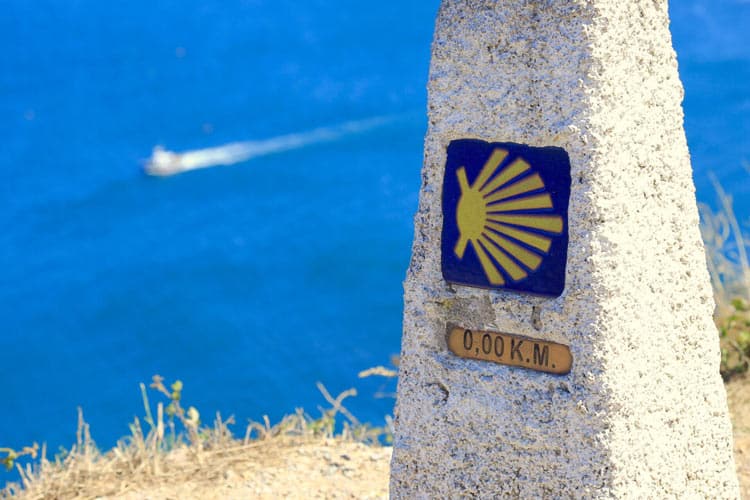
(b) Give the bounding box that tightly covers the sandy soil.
[106,440,392,500]
[727,374,750,498]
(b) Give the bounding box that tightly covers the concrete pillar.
[390,1,739,497]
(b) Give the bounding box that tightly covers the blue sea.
[1,0,748,467]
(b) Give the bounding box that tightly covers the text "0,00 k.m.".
[447,326,572,375]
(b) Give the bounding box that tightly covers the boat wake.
[144,116,396,177]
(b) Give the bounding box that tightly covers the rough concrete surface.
[391,1,739,498]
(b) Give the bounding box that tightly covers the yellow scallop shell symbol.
[454,148,564,285]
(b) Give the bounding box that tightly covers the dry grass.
[699,173,750,379]
[0,376,392,499]
[699,173,750,308]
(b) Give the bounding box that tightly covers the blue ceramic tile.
[441,139,571,296]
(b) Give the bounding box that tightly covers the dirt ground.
[726,374,750,498]
[105,440,392,500]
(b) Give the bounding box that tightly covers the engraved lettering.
[494,335,505,357]
[463,329,473,350]
[482,333,491,354]
[533,343,549,367]
[510,339,524,361]
[446,326,572,375]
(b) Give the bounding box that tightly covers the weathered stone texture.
[390,1,739,498]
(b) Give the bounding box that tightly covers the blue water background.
[0,0,748,464]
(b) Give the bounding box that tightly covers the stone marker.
[391,1,739,498]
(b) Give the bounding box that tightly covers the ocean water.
[1,0,748,463]
[671,1,750,202]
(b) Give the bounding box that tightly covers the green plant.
[718,298,750,380]
[0,445,38,472]
[136,375,204,449]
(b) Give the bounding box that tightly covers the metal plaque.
[447,325,572,375]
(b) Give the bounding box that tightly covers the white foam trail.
[144,115,395,176]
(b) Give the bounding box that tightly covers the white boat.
[144,143,251,176]
[143,116,395,177]
[144,146,184,176]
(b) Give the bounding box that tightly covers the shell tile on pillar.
[390,1,739,498]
